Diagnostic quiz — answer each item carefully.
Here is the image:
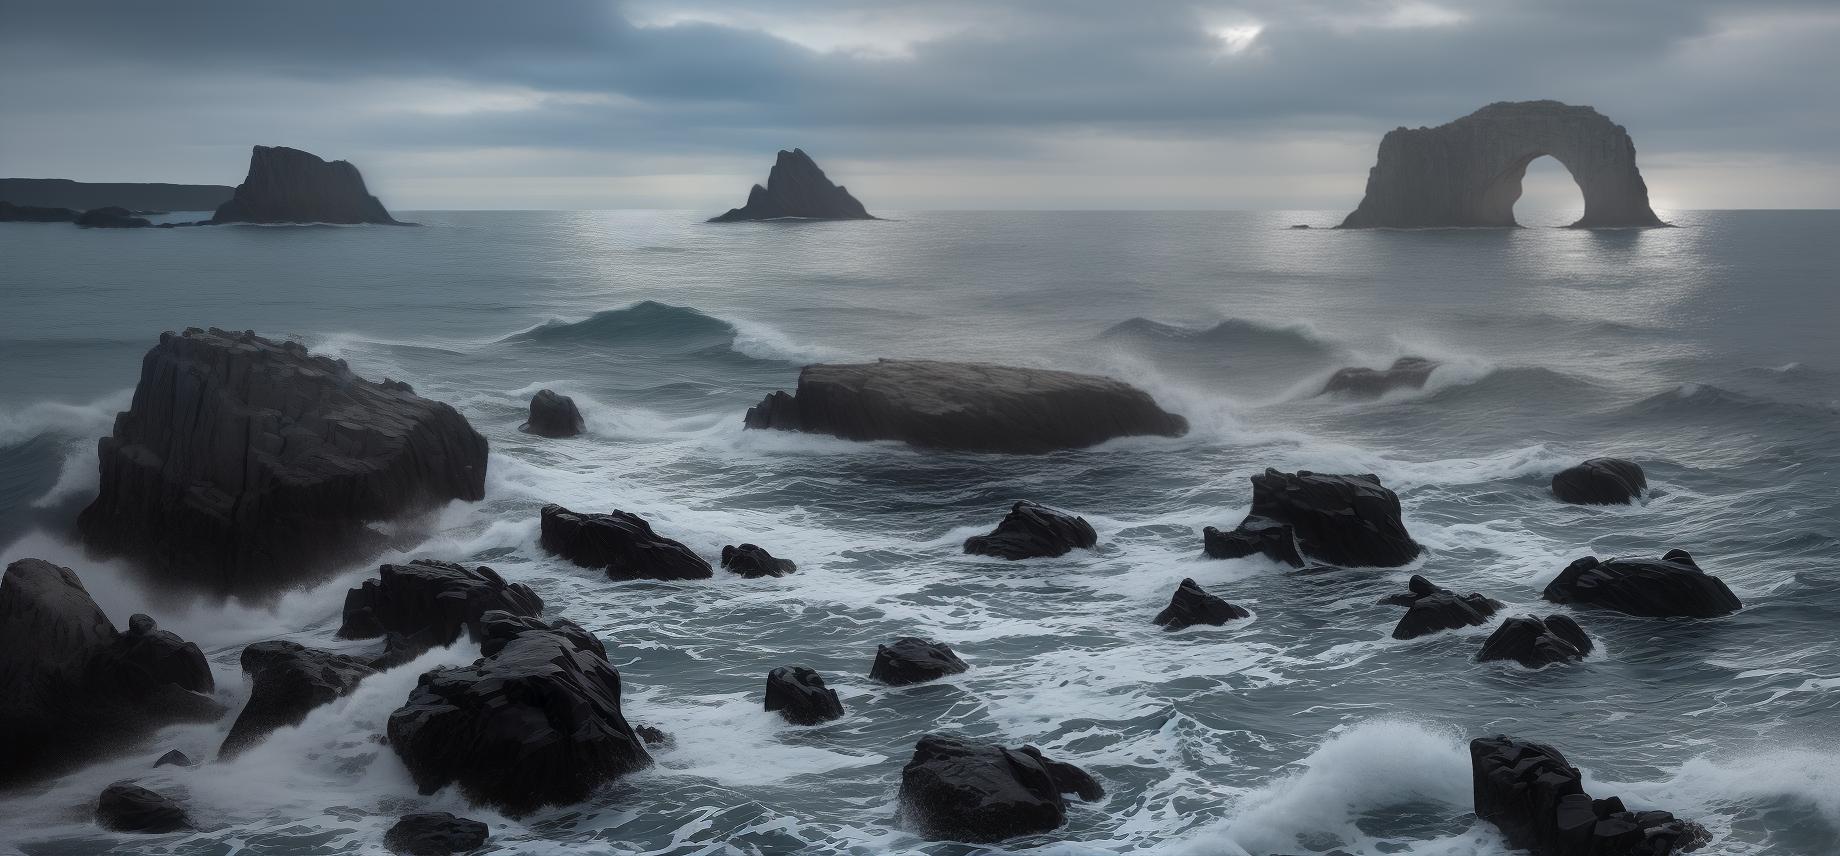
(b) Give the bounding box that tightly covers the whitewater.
[0,208,1836,854]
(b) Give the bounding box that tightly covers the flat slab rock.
[743,359,1188,454]
[76,328,487,593]
[963,501,1097,560]
[1471,735,1708,855]
[897,734,1103,842]
[1542,550,1740,618]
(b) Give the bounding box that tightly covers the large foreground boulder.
[1477,615,1593,668]
[0,559,222,786]
[1551,458,1647,505]
[387,612,650,815]
[1204,469,1420,568]
[219,641,378,758]
[721,543,797,578]
[539,504,713,580]
[76,328,488,593]
[384,812,490,855]
[96,782,192,833]
[963,501,1098,560]
[764,666,845,725]
[1320,357,1438,398]
[337,559,543,663]
[743,359,1188,454]
[209,145,405,225]
[1471,735,1708,855]
[0,200,79,222]
[1154,578,1250,631]
[870,637,969,686]
[1542,550,1740,618]
[520,389,584,438]
[708,148,875,222]
[897,735,1102,842]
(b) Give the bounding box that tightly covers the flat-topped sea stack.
[709,148,875,222]
[743,359,1187,453]
[77,328,488,593]
[210,145,406,225]
[1339,101,1665,229]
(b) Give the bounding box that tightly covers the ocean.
[0,209,1836,855]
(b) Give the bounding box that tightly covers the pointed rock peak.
[709,148,875,222]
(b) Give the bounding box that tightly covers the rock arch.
[1338,101,1665,229]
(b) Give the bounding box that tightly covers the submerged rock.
[963,501,1098,560]
[1477,615,1593,668]
[708,148,874,222]
[209,145,405,225]
[219,641,378,758]
[387,612,650,816]
[1320,357,1439,398]
[75,206,152,228]
[0,200,79,222]
[721,543,797,578]
[764,666,845,725]
[743,359,1188,454]
[1204,469,1420,568]
[1551,458,1647,505]
[1470,735,1708,855]
[384,812,490,856]
[1391,589,1503,640]
[1542,550,1740,618]
[96,782,192,833]
[76,328,488,594]
[0,559,222,787]
[520,389,584,438]
[539,504,713,580]
[897,734,1102,842]
[1153,578,1250,631]
[870,637,969,686]
[337,559,543,663]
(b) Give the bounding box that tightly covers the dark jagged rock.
[219,641,378,758]
[0,178,233,212]
[1206,469,1420,568]
[387,611,650,815]
[708,148,875,222]
[1378,573,1449,606]
[634,724,671,747]
[384,812,490,856]
[520,389,584,438]
[896,734,1102,842]
[1477,615,1594,668]
[76,206,152,228]
[1542,550,1740,618]
[1552,458,1647,505]
[1202,515,1303,566]
[96,782,192,833]
[0,559,222,787]
[153,749,194,768]
[1392,591,1503,640]
[721,543,797,578]
[209,145,405,225]
[336,559,543,664]
[1471,735,1709,855]
[743,359,1188,454]
[764,666,845,725]
[1340,101,1666,229]
[1320,357,1439,398]
[0,200,79,222]
[870,637,969,686]
[963,501,1098,560]
[76,328,488,593]
[1154,578,1250,631]
[539,504,713,580]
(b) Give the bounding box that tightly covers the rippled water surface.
[1,210,1837,855]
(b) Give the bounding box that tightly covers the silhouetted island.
[0,178,232,213]
[209,145,407,225]
[709,148,875,222]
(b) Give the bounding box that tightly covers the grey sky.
[2,0,1835,210]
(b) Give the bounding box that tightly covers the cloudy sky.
[2,0,1836,211]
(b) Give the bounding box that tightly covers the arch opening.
[1515,155,1586,227]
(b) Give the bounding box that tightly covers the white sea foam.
[0,388,130,447]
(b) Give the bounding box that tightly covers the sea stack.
[708,148,875,222]
[1339,101,1665,229]
[209,145,406,225]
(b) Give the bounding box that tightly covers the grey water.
[0,209,1836,855]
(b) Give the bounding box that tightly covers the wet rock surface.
[384,812,490,855]
[96,782,192,833]
[337,559,543,663]
[1477,615,1594,668]
[1471,735,1709,855]
[764,665,845,725]
[897,734,1102,842]
[520,388,584,438]
[540,504,713,580]
[1551,458,1647,505]
[1542,550,1740,617]
[1320,357,1439,398]
[1154,578,1250,630]
[219,641,378,758]
[963,501,1098,559]
[870,637,969,685]
[721,543,797,577]
[1207,469,1420,568]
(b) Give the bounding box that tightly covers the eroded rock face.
[76,328,488,593]
[963,501,1098,560]
[219,641,378,758]
[1552,458,1647,505]
[0,559,222,786]
[384,812,490,856]
[520,389,584,438]
[1542,550,1740,618]
[1154,578,1250,631]
[1206,469,1420,568]
[870,637,969,686]
[1321,357,1439,398]
[1203,515,1303,566]
[96,782,192,833]
[708,148,874,222]
[210,145,404,225]
[897,735,1102,842]
[387,612,651,816]
[1340,101,1665,229]
[337,559,543,663]
[539,504,713,580]
[1471,735,1708,855]
[744,359,1188,454]
[0,200,79,222]
[764,666,845,725]
[1477,615,1593,668]
[721,543,797,578]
